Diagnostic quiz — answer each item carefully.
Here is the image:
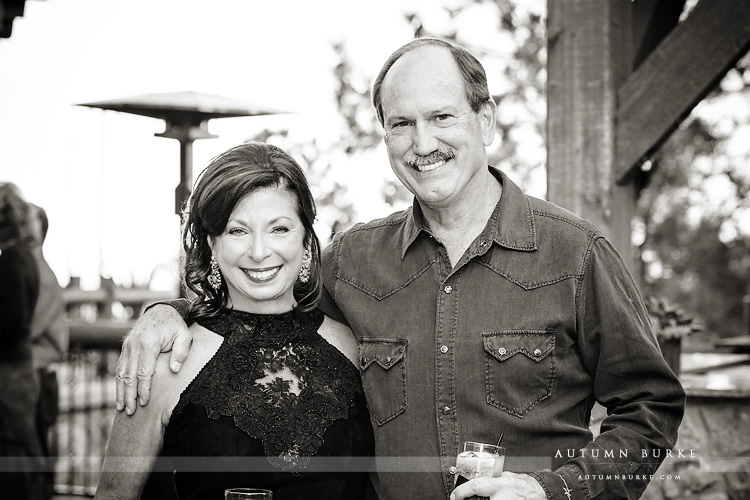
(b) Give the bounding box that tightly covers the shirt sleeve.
[532,236,686,500]
[143,298,191,319]
[318,236,349,326]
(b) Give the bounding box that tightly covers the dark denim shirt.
[320,167,685,500]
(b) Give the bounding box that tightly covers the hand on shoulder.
[115,303,193,414]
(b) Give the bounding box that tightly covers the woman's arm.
[96,323,223,500]
[95,353,176,500]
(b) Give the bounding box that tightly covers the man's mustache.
[404,148,456,168]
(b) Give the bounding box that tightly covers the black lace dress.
[142,308,374,500]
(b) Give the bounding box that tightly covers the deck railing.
[53,283,177,496]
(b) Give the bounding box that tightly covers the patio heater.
[78,91,285,214]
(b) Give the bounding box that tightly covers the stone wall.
[641,394,750,500]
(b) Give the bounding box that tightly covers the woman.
[0,183,44,498]
[95,143,374,500]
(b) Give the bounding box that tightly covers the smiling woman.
[208,187,307,314]
[94,142,374,500]
[183,143,322,317]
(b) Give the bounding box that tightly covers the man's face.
[380,45,495,210]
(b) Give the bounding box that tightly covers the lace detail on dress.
[173,308,362,472]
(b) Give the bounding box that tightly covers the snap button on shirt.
[443,285,453,294]
[534,348,543,357]
[440,345,449,354]
[442,406,451,415]
[449,466,457,475]
[498,347,507,355]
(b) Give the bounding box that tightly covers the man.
[29,204,69,500]
[116,38,684,500]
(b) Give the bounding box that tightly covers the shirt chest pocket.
[358,338,407,425]
[483,330,556,418]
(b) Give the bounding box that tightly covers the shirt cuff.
[530,465,588,500]
[144,298,191,319]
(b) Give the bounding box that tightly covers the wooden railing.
[54,338,123,496]
[53,283,177,496]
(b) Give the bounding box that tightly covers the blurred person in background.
[29,203,69,500]
[0,182,44,499]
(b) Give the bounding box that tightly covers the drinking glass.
[225,488,273,499]
[454,441,506,489]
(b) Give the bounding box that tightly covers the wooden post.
[546,0,637,274]
[547,0,750,282]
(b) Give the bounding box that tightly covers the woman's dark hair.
[371,37,492,126]
[181,142,322,321]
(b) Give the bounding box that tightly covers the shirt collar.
[400,166,537,259]
[400,198,427,259]
[491,167,537,251]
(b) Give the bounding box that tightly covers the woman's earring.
[208,255,222,290]
[298,249,311,284]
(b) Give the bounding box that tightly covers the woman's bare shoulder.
[151,322,224,422]
[317,315,358,367]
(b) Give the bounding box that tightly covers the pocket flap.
[359,338,407,370]
[483,330,555,362]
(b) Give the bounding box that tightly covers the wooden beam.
[631,0,685,69]
[616,0,750,182]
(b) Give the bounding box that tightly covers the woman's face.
[209,185,306,314]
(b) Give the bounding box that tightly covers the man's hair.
[371,37,492,126]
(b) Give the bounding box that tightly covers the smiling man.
[116,38,685,500]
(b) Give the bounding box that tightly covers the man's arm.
[456,236,684,500]
[115,299,192,415]
[531,236,686,500]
